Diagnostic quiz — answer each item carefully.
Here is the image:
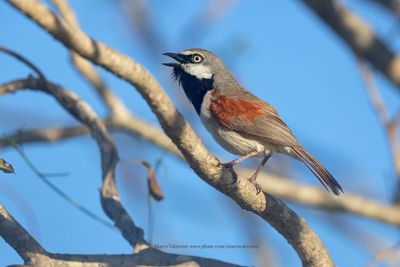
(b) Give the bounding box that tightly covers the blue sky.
[1,0,399,266]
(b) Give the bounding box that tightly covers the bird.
[163,48,343,195]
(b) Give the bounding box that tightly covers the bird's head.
[163,49,233,114]
[163,48,225,82]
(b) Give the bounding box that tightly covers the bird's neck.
[179,73,213,114]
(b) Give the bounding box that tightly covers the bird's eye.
[192,54,203,63]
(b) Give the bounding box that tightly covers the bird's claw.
[248,177,262,195]
[220,162,262,193]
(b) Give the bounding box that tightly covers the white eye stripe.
[182,64,212,79]
[181,50,197,55]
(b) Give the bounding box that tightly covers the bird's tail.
[292,147,343,195]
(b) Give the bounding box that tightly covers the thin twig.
[14,143,115,230]
[0,46,46,80]
[357,58,400,203]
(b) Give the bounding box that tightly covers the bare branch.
[0,125,88,147]
[0,117,181,159]
[0,76,147,250]
[12,143,115,229]
[365,0,400,15]
[254,171,400,227]
[357,59,400,202]
[365,241,400,267]
[6,0,335,265]
[50,0,128,116]
[0,204,242,267]
[301,0,400,91]
[46,251,243,267]
[0,46,46,81]
[118,0,164,55]
[0,204,46,263]
[357,60,390,126]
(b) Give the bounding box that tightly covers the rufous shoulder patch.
[210,95,268,127]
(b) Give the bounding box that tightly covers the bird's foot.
[248,176,262,195]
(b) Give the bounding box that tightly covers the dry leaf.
[0,158,15,174]
[140,161,164,201]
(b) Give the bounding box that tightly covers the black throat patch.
[173,67,213,114]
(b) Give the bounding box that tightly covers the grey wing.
[231,109,301,147]
[226,90,300,147]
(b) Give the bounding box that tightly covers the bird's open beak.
[162,52,185,67]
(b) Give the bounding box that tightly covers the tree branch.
[0,76,147,250]
[0,117,181,159]
[50,0,129,117]
[254,171,400,227]
[356,59,400,202]
[301,0,400,91]
[0,204,242,267]
[0,204,46,263]
[6,0,335,265]
[0,125,88,147]
[365,0,400,15]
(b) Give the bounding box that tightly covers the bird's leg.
[221,150,260,169]
[248,154,271,194]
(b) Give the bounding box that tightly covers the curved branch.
[6,1,335,265]
[301,0,400,91]
[0,46,46,80]
[0,204,46,263]
[0,204,242,267]
[51,0,129,116]
[254,172,400,227]
[0,76,147,250]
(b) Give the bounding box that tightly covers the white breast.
[199,91,267,156]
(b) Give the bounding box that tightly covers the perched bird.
[163,48,343,195]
